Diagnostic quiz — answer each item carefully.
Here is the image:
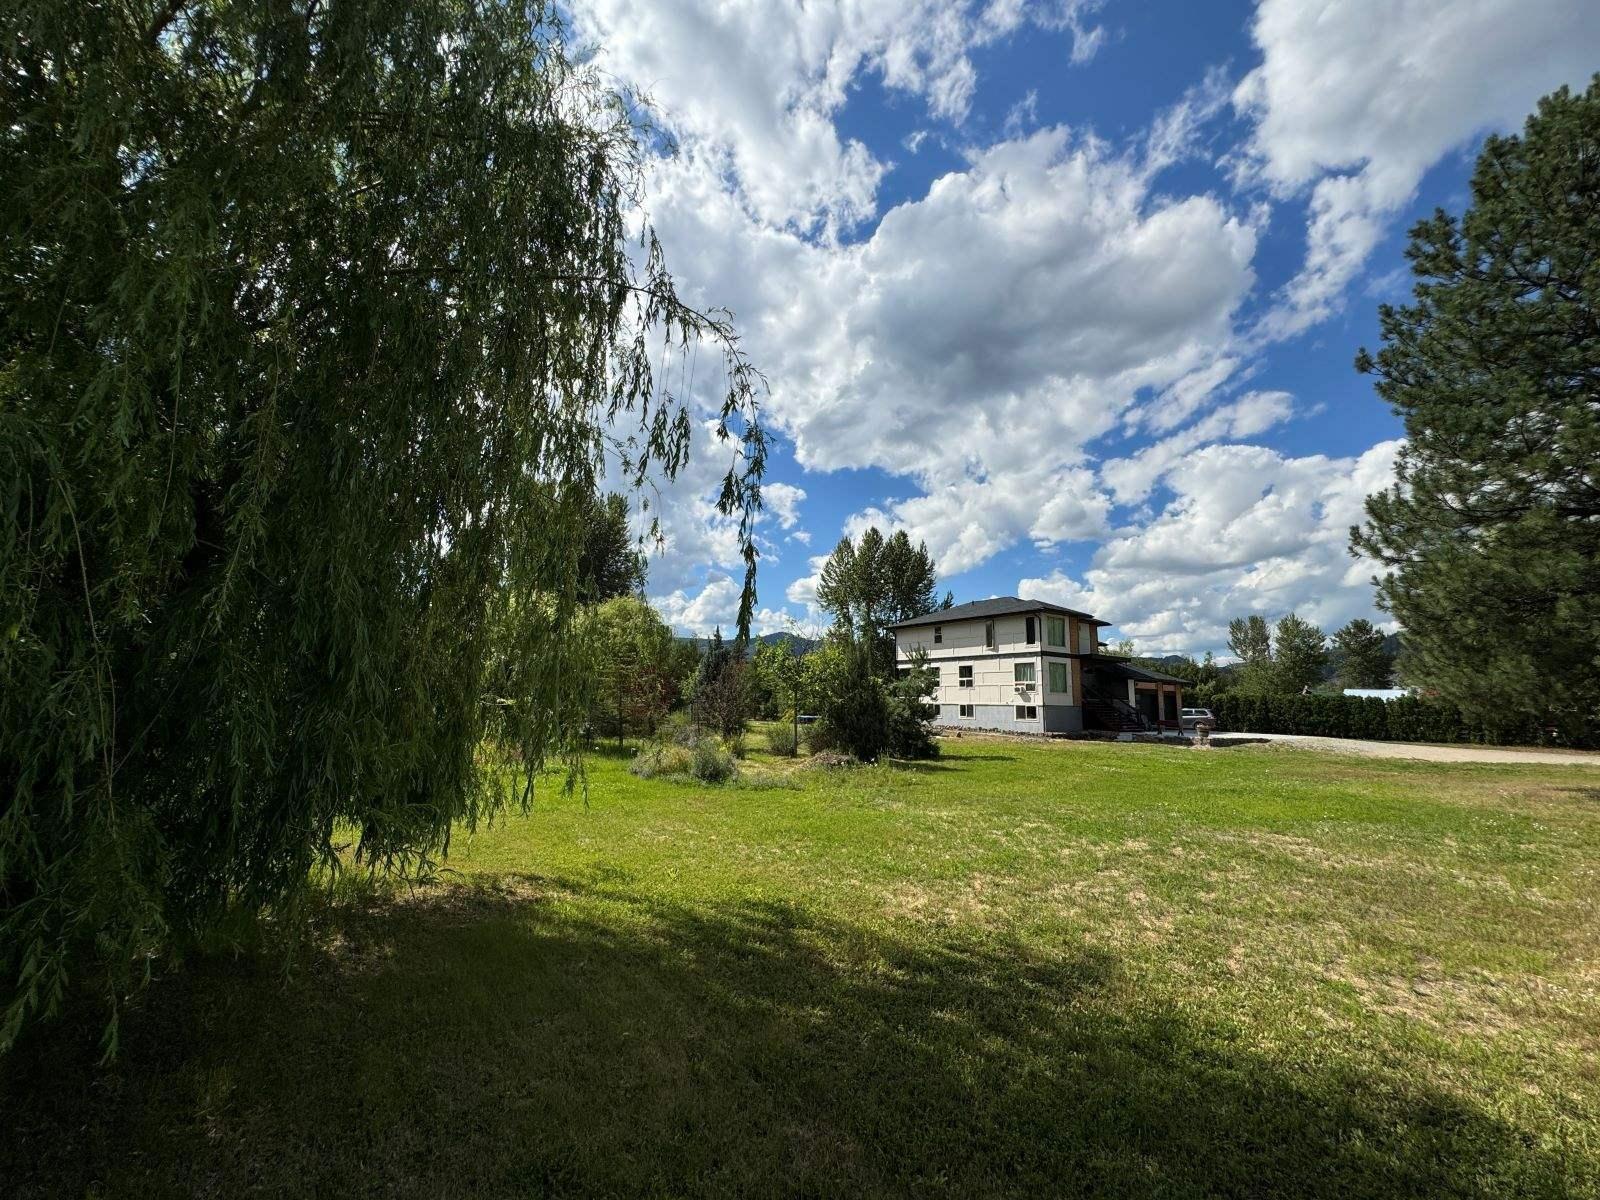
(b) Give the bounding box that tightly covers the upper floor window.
[1025,616,1036,644]
[934,624,942,644]
[1014,662,1035,683]
[984,620,996,649]
[1048,661,1070,693]
[1046,616,1067,647]
[958,665,973,688]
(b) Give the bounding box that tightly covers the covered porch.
[1080,655,1186,733]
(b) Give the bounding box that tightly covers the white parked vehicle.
[1179,707,1216,731]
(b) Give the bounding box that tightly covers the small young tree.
[1332,619,1395,689]
[816,637,890,762]
[579,598,679,743]
[691,629,750,739]
[885,651,940,759]
[748,636,801,720]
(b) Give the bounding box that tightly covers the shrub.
[764,724,800,756]
[822,669,889,762]
[628,744,694,780]
[656,711,697,747]
[629,734,739,784]
[885,661,940,760]
[802,720,839,755]
[1209,691,1568,746]
[691,739,739,783]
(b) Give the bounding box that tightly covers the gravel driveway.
[1212,732,1600,767]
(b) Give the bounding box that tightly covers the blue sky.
[572,0,1600,654]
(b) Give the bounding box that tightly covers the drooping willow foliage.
[0,0,764,1050]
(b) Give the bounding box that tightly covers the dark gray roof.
[1085,654,1188,684]
[888,595,1106,630]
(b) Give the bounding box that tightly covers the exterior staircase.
[1083,694,1152,733]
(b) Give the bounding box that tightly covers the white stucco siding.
[895,614,1041,662]
[926,655,1034,706]
[896,617,1060,710]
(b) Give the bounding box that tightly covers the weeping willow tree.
[0,0,764,1050]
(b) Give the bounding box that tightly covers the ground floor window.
[1013,662,1035,683]
[1015,704,1037,720]
[958,704,974,718]
[1048,661,1069,693]
[958,665,973,687]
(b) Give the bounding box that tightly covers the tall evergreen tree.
[1352,78,1600,743]
[0,0,764,1048]
[576,493,648,603]
[815,527,941,670]
[1332,619,1395,689]
[1271,614,1329,695]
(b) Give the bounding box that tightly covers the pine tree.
[576,494,648,603]
[1352,78,1600,743]
[1332,619,1395,689]
[0,0,764,1049]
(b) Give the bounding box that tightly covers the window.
[984,620,996,648]
[1015,704,1037,720]
[1013,662,1035,683]
[1048,661,1070,693]
[930,666,940,684]
[958,704,974,719]
[1025,616,1036,644]
[1046,616,1066,647]
[934,624,942,644]
[958,665,973,688]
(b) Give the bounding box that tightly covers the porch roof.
[1083,654,1188,685]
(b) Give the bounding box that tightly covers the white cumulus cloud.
[1233,0,1600,334]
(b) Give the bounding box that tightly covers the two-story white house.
[889,596,1186,734]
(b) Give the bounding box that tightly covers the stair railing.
[1082,686,1154,731]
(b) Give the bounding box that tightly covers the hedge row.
[1208,693,1568,746]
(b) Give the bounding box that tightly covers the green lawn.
[6,735,1599,1198]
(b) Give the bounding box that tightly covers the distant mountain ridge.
[676,631,818,656]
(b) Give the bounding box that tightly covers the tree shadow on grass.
[2,876,1580,1199]
[899,753,1019,771]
